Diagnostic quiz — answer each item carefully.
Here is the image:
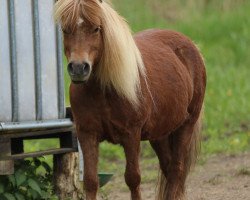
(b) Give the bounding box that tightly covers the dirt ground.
[102,153,250,200]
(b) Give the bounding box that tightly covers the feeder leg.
[0,138,14,175]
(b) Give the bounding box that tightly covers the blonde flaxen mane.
[54,0,146,107]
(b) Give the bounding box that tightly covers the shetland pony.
[54,0,206,199]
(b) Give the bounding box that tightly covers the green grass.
[25,0,250,176]
[173,3,250,155]
[98,0,250,171]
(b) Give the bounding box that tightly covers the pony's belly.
[141,110,189,141]
[141,131,150,140]
[141,128,172,141]
[101,132,123,144]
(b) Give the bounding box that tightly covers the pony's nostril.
[83,62,90,76]
[67,62,74,74]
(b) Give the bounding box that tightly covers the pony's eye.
[93,26,101,33]
[62,29,71,35]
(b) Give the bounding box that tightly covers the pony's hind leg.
[121,131,142,200]
[150,119,200,200]
[150,136,172,200]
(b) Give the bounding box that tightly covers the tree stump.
[53,152,85,200]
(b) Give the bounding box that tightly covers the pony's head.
[54,0,145,107]
[55,0,103,83]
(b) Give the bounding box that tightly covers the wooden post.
[0,138,14,175]
[53,152,85,200]
[0,160,14,175]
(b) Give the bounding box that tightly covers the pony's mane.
[54,0,146,107]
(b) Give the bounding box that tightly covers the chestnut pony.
[55,0,206,199]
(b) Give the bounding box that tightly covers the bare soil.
[101,153,250,200]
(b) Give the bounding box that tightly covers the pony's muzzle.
[67,61,91,83]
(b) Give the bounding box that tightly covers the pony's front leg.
[122,132,142,200]
[78,132,99,200]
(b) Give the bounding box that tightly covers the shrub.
[0,158,58,200]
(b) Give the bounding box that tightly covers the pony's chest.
[100,107,145,144]
[100,116,141,144]
[101,119,125,144]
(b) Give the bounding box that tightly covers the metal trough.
[0,0,77,175]
[0,0,65,125]
[0,0,112,188]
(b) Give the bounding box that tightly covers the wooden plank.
[8,148,78,160]
[0,127,73,139]
[20,131,72,140]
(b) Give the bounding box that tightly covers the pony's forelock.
[54,0,146,107]
[54,0,80,31]
[54,0,102,30]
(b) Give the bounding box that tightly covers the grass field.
[98,0,250,171]
[26,0,250,173]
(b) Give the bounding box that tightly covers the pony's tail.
[157,105,203,200]
[189,105,203,169]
